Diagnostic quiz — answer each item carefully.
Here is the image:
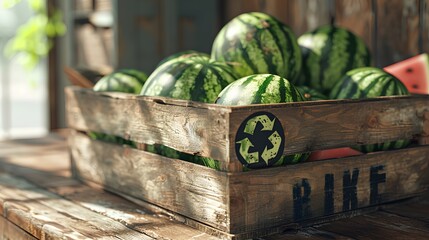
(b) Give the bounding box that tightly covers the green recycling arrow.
[244,115,276,135]
[236,137,259,164]
[261,131,282,165]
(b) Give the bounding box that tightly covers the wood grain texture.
[229,96,429,165]
[0,173,152,239]
[422,0,429,53]
[65,87,231,164]
[66,87,429,172]
[69,131,230,232]
[335,0,374,55]
[228,146,429,233]
[70,131,429,236]
[0,136,222,240]
[284,0,332,36]
[317,211,429,239]
[376,0,420,67]
[0,215,36,240]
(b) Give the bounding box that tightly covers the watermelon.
[330,67,410,153]
[211,12,302,82]
[157,50,209,67]
[141,55,237,103]
[216,74,309,166]
[297,25,371,94]
[92,69,148,146]
[384,53,429,94]
[307,147,362,161]
[296,85,327,101]
[141,55,237,170]
[93,69,148,94]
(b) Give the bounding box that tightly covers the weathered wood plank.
[335,0,374,54]
[65,86,231,164]
[228,146,429,233]
[317,211,429,239]
[223,0,263,22]
[284,0,332,36]
[69,131,230,232]
[382,198,429,223]
[66,87,429,172]
[422,0,429,53]
[265,227,353,240]
[0,215,37,240]
[376,0,420,67]
[70,130,429,235]
[0,172,152,239]
[229,95,429,165]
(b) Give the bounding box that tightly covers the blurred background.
[0,0,427,140]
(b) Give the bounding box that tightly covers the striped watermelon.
[330,67,410,153]
[297,25,371,94]
[141,55,237,103]
[141,55,236,170]
[157,50,209,67]
[216,74,309,166]
[211,12,302,82]
[296,85,327,101]
[93,69,148,94]
[92,69,148,147]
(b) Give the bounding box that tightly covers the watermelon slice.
[307,147,362,162]
[384,53,429,94]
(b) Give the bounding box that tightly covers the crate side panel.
[228,146,429,233]
[229,96,429,163]
[65,87,230,163]
[69,132,231,232]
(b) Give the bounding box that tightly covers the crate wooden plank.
[376,0,420,67]
[65,87,231,165]
[69,131,231,232]
[335,0,374,53]
[422,0,429,53]
[66,87,429,172]
[70,130,429,235]
[228,95,429,165]
[227,145,429,233]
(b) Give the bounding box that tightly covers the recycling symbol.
[235,111,285,169]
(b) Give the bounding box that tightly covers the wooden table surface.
[1,133,429,240]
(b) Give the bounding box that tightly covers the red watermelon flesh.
[384,53,429,94]
[307,147,362,162]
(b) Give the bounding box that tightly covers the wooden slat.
[382,195,429,223]
[228,146,429,233]
[283,0,332,36]
[0,136,221,240]
[317,211,429,239]
[66,87,429,171]
[0,173,152,239]
[0,215,36,240]
[70,130,429,236]
[422,0,429,53]
[65,87,231,164]
[228,95,429,164]
[69,131,230,232]
[223,0,263,22]
[376,0,420,67]
[335,0,374,54]
[266,227,353,240]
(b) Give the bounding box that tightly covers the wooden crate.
[66,86,429,239]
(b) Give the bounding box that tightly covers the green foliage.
[2,0,66,69]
